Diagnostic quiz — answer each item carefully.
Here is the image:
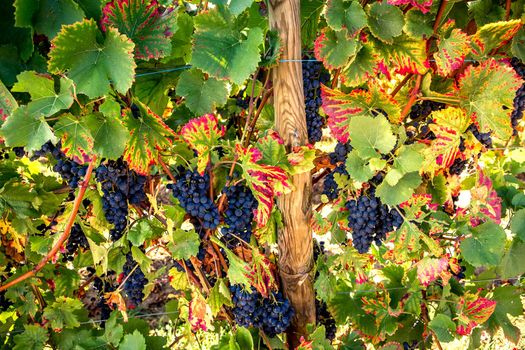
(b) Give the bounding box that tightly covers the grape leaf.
[180,114,225,174]
[388,0,433,14]
[42,297,83,329]
[348,114,397,158]
[0,106,56,151]
[0,80,18,125]
[403,9,433,39]
[486,286,523,344]
[511,209,525,240]
[48,19,136,99]
[287,145,316,175]
[367,2,404,44]
[469,169,502,227]
[511,28,525,62]
[256,131,290,169]
[373,34,428,75]
[236,144,291,227]
[14,0,85,38]
[376,172,422,206]
[434,29,470,76]
[188,291,212,332]
[322,84,400,143]
[314,28,358,70]
[169,12,194,62]
[119,330,146,350]
[340,43,377,87]
[84,99,129,160]
[498,240,525,279]
[457,59,522,140]
[54,114,94,163]
[101,0,177,60]
[422,107,470,174]
[191,9,263,85]
[207,279,232,316]
[169,229,199,260]
[345,150,375,182]
[471,20,522,57]
[210,0,254,16]
[176,69,229,116]
[13,325,49,350]
[325,0,367,34]
[133,66,182,115]
[456,296,497,335]
[416,256,450,287]
[428,314,456,343]
[468,0,505,26]
[460,221,506,267]
[123,101,176,175]
[12,71,74,117]
[392,144,425,176]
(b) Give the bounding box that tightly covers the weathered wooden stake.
[268,0,316,347]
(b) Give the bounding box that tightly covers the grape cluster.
[316,299,336,341]
[122,254,148,308]
[230,285,294,337]
[406,101,446,143]
[93,276,116,322]
[467,124,492,149]
[62,223,89,261]
[510,57,525,135]
[168,169,220,229]
[323,164,347,200]
[313,240,325,261]
[32,141,87,188]
[303,60,330,143]
[345,191,403,254]
[449,158,468,176]
[403,341,418,350]
[329,142,352,165]
[221,184,258,246]
[12,147,25,157]
[95,159,147,241]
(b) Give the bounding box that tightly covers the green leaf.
[210,0,254,16]
[169,12,193,62]
[191,10,263,85]
[103,313,124,347]
[12,71,75,117]
[471,20,522,57]
[0,79,18,125]
[119,330,146,350]
[315,28,358,70]
[498,240,525,279]
[510,208,525,240]
[235,327,254,350]
[460,221,506,267]
[373,34,427,75]
[376,172,422,206]
[325,0,367,34]
[428,314,456,343]
[341,43,377,87]
[486,286,523,344]
[169,229,200,260]
[84,99,129,160]
[0,106,56,151]
[367,2,404,44]
[345,150,374,182]
[13,325,49,350]
[14,0,85,38]
[468,0,505,26]
[393,144,424,175]
[101,0,177,60]
[403,9,433,39]
[128,220,155,246]
[54,266,80,297]
[54,114,94,161]
[207,279,232,316]
[348,115,397,158]
[48,19,136,99]
[511,28,525,62]
[301,0,324,48]
[176,69,229,115]
[133,67,181,115]
[458,59,521,140]
[42,296,83,329]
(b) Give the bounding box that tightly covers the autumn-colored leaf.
[469,168,502,226]
[387,0,433,14]
[416,256,451,287]
[180,114,225,175]
[456,295,497,335]
[434,28,470,76]
[247,249,277,298]
[189,290,212,332]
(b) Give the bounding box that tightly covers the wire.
[135,65,192,78]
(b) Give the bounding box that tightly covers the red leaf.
[387,0,433,13]
[416,256,451,287]
[188,291,212,332]
[456,295,497,335]
[470,168,502,226]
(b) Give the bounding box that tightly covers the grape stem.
[400,75,423,120]
[390,73,413,98]
[506,0,511,20]
[0,155,97,292]
[157,155,177,183]
[433,0,448,34]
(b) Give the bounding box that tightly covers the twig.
[331,68,340,89]
[391,73,413,97]
[158,155,177,183]
[243,87,274,147]
[0,156,97,292]
[506,0,511,20]
[433,0,448,34]
[400,75,423,119]
[241,68,262,146]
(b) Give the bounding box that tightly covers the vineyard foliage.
[0,0,524,349]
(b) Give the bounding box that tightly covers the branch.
[158,155,177,183]
[400,75,423,119]
[506,0,511,20]
[243,87,274,148]
[0,156,97,292]
[433,0,448,34]
[391,73,413,98]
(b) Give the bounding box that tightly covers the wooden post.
[268,0,316,347]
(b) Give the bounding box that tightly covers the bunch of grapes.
[405,101,446,143]
[313,240,325,261]
[302,60,330,143]
[329,141,352,165]
[62,223,89,262]
[230,285,294,337]
[448,158,468,176]
[122,254,148,308]
[323,164,347,200]
[92,276,116,322]
[221,184,258,246]
[32,141,87,188]
[510,57,525,135]
[95,159,147,241]
[466,124,492,149]
[316,299,336,341]
[168,169,220,229]
[345,190,403,254]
